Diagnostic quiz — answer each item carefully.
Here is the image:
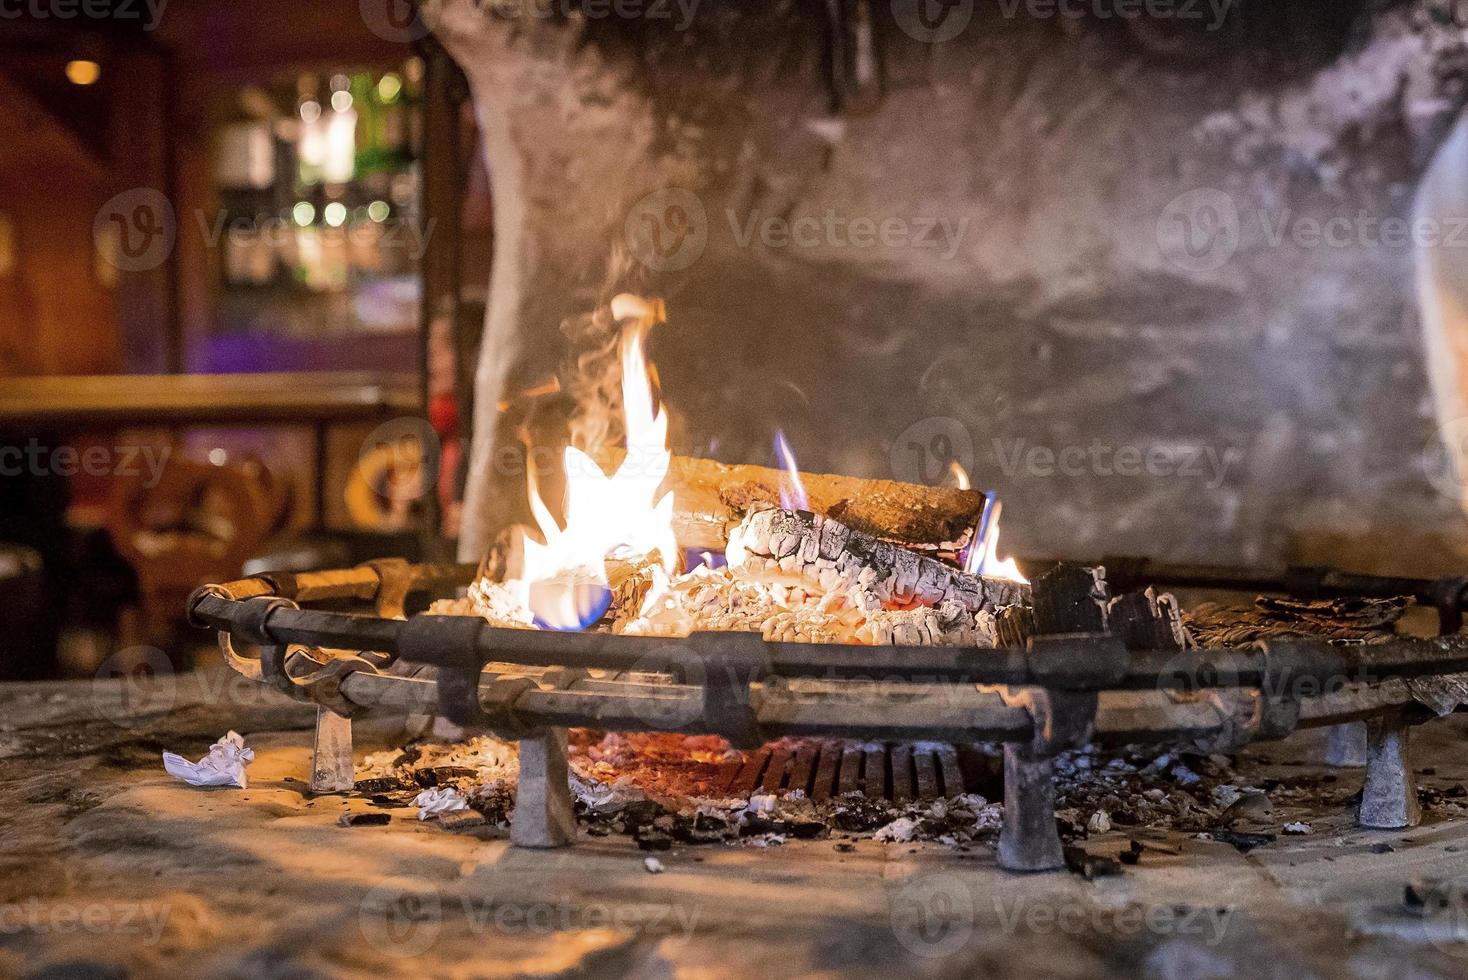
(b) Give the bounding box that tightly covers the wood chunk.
[994,604,1036,648]
[596,449,987,551]
[1031,563,1109,634]
[1107,587,1187,651]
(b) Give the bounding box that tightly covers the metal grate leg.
[997,743,1064,872]
[309,707,355,794]
[1359,713,1421,829]
[512,727,576,848]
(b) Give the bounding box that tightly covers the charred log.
[727,507,1028,616]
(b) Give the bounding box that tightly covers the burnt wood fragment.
[1031,563,1110,635]
[1107,588,1187,652]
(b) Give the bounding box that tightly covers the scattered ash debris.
[341,728,1467,854]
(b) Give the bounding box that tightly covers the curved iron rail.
[185,557,1468,869]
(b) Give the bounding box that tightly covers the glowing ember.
[774,430,810,511]
[511,294,679,630]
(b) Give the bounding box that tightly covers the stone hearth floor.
[5,671,1468,978]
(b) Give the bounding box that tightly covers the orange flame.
[951,463,1027,584]
[774,430,809,511]
[512,294,678,629]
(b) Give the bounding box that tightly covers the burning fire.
[512,294,679,629]
[506,295,1024,631]
[774,430,810,511]
[951,463,1028,584]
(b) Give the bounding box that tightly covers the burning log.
[727,507,1029,616]
[596,449,987,553]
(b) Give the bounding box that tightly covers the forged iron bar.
[189,591,1468,693]
[335,667,1423,743]
[335,671,1266,743]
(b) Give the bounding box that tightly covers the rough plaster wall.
[432,1,1468,577]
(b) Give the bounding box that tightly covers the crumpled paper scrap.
[414,786,470,820]
[163,731,255,789]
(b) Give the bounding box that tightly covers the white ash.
[1172,766,1201,787]
[973,802,1005,833]
[1212,784,1243,809]
[572,773,646,814]
[1283,821,1313,835]
[617,559,1008,647]
[728,507,1028,617]
[642,856,664,874]
[874,816,920,843]
[1088,811,1112,834]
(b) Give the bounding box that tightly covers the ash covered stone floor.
[5,672,1468,978]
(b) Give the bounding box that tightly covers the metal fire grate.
[187,555,1468,871]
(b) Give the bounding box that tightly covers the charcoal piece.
[1063,845,1123,879]
[1107,588,1187,651]
[1211,830,1275,853]
[414,766,480,787]
[354,777,411,795]
[1032,563,1109,634]
[339,812,391,827]
[633,826,674,851]
[367,793,417,808]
